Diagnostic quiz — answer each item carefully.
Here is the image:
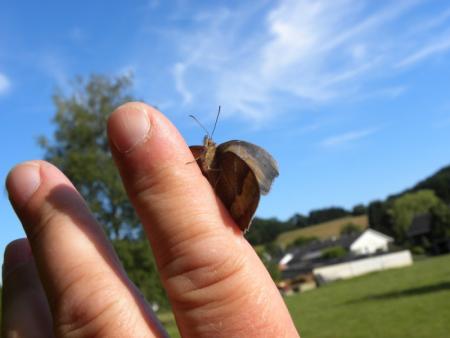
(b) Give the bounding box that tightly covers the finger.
[108,102,298,337]
[6,161,167,337]
[2,239,53,338]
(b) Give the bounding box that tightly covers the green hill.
[275,215,368,247]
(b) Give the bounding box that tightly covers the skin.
[2,102,299,338]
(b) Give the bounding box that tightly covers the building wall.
[313,250,413,282]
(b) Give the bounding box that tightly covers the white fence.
[313,250,413,282]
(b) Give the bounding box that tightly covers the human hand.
[2,102,299,337]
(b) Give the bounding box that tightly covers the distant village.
[269,211,449,295]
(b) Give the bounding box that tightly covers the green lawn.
[159,254,450,337]
[286,254,450,338]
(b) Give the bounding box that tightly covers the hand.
[2,102,299,337]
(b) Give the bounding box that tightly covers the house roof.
[361,228,394,241]
[407,213,432,237]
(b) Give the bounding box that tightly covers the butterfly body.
[190,137,279,232]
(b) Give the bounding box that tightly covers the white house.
[349,228,394,255]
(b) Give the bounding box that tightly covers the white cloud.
[320,128,378,147]
[0,72,11,95]
[166,1,450,122]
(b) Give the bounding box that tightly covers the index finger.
[108,102,299,337]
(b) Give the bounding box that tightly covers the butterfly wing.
[212,150,260,232]
[217,140,279,195]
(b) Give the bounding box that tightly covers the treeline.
[248,166,450,249]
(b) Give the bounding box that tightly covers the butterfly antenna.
[211,105,221,138]
[189,114,210,138]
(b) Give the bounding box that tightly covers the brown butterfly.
[189,107,279,232]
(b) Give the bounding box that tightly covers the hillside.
[275,215,368,247]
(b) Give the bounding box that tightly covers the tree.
[430,202,450,240]
[246,217,295,246]
[368,200,393,236]
[113,239,168,308]
[38,74,138,239]
[255,246,281,282]
[389,190,441,243]
[412,165,450,204]
[288,213,308,228]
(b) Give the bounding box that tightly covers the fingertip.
[6,161,42,209]
[3,238,32,281]
[108,102,154,153]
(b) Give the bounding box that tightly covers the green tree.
[288,213,308,228]
[113,240,168,308]
[246,217,295,246]
[255,247,281,282]
[389,190,441,243]
[430,202,450,240]
[412,165,450,204]
[308,207,350,225]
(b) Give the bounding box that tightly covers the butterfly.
[189,107,279,232]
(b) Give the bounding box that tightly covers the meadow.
[159,254,450,337]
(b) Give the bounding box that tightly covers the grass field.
[286,254,450,338]
[159,254,450,337]
[276,215,368,247]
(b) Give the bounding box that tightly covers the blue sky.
[1,0,450,266]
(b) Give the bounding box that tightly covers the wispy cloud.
[0,72,11,95]
[396,33,450,68]
[320,128,378,147]
[152,1,450,122]
[172,62,192,105]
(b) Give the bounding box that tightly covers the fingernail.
[110,104,151,153]
[2,239,32,281]
[6,162,41,208]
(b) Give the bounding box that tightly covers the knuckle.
[132,161,198,204]
[53,267,136,337]
[25,205,61,244]
[161,235,248,310]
